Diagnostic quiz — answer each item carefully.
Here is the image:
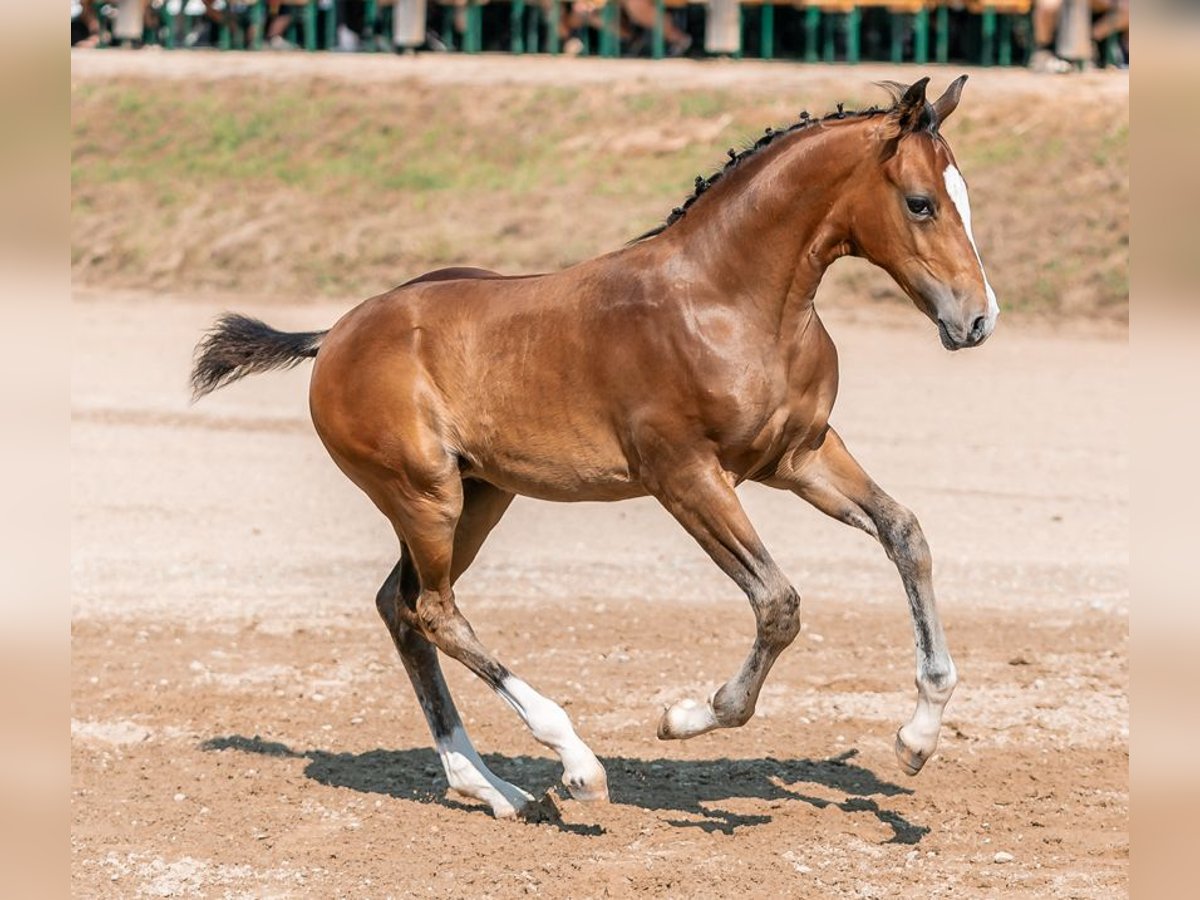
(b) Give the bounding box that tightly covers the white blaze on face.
[943,165,999,319]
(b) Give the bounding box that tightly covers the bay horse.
[192,76,998,819]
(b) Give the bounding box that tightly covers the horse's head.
[850,76,999,351]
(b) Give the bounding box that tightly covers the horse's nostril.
[970,316,987,339]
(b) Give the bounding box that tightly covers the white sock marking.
[500,676,604,791]
[434,725,531,816]
[943,165,999,319]
[501,677,575,747]
[901,659,957,757]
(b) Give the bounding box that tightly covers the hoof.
[657,697,720,741]
[563,774,609,804]
[492,800,523,820]
[894,729,932,776]
[460,783,535,820]
[563,757,610,803]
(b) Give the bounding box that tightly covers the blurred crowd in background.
[70,0,1128,69]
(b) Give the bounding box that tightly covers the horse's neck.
[664,124,864,330]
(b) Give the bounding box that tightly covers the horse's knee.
[880,505,931,577]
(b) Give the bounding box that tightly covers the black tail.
[191,313,327,401]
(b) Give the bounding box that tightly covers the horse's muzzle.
[937,314,995,351]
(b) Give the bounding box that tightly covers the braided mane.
[630,94,904,243]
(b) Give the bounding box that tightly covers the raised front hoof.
[657,697,719,741]
[894,729,933,776]
[562,764,610,804]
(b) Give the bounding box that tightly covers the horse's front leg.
[769,427,958,775]
[648,457,802,740]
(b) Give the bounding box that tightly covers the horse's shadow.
[201,735,928,842]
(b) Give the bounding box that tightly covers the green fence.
[89,1,1062,67]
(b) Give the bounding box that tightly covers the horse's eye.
[906,197,933,218]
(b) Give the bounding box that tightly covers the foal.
[193,76,998,819]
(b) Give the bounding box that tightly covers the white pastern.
[500,676,608,801]
[943,165,999,319]
[435,725,533,818]
[897,660,957,771]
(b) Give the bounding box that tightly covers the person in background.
[1030,0,1129,71]
[186,1,244,47]
[227,1,348,50]
[623,0,691,55]
[559,0,690,57]
[75,0,152,46]
[261,1,298,49]
[1090,0,1129,63]
[334,0,367,51]
[72,0,100,46]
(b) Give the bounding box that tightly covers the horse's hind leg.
[376,547,532,819]
[393,476,609,804]
[649,458,802,740]
[770,428,957,776]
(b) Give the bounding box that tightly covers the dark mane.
[630,96,901,243]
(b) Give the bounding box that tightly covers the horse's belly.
[469,456,647,503]
[461,426,645,502]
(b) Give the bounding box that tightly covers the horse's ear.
[931,75,968,127]
[880,76,933,141]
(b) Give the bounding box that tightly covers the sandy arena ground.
[71,286,1127,897]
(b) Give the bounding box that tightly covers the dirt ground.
[70,286,1127,898]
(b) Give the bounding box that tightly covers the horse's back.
[401,266,505,286]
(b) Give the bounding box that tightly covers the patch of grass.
[1097,265,1129,306]
[678,92,729,120]
[965,135,1027,168]
[623,93,663,116]
[521,86,580,116]
[114,91,145,117]
[1092,123,1129,167]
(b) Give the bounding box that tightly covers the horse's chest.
[786,356,838,425]
[726,345,839,475]
[764,373,837,449]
